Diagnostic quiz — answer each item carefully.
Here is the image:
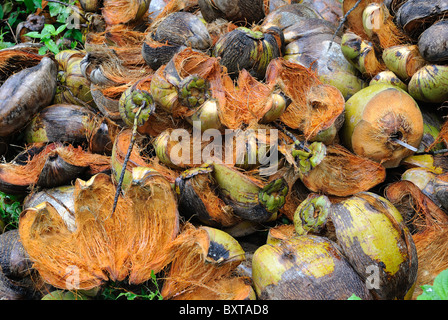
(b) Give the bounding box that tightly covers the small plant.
[0,191,22,231]
[1,0,84,53]
[417,269,448,300]
[25,23,67,54]
[101,271,163,300]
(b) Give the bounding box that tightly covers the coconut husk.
[266,59,345,140]
[342,0,383,39]
[222,70,274,129]
[112,129,179,186]
[0,143,110,195]
[301,144,386,197]
[161,224,244,299]
[102,0,150,27]
[19,169,179,290]
[385,180,448,299]
[0,49,43,84]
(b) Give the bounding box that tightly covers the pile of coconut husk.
[0,0,447,301]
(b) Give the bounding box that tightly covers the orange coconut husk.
[0,49,43,83]
[85,25,148,68]
[0,143,110,195]
[266,58,345,140]
[102,0,150,27]
[385,180,448,299]
[171,276,254,300]
[112,129,179,186]
[290,144,386,197]
[342,0,383,39]
[428,119,448,152]
[160,224,245,299]
[362,3,408,50]
[19,169,180,290]
[222,69,274,129]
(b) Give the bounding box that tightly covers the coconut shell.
[266,59,345,140]
[418,20,448,63]
[252,235,373,300]
[0,57,57,137]
[330,192,418,300]
[341,84,424,168]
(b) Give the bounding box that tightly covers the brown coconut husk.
[160,224,244,299]
[102,0,150,27]
[342,0,383,39]
[266,59,345,140]
[385,180,448,299]
[301,144,386,197]
[113,129,179,184]
[0,143,110,194]
[0,49,43,84]
[170,276,254,300]
[222,70,274,129]
[85,25,148,68]
[189,173,241,227]
[19,170,180,290]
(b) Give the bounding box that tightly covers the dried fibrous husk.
[111,129,178,188]
[362,2,407,50]
[0,143,110,195]
[265,59,345,140]
[266,223,296,245]
[102,0,150,26]
[24,104,100,146]
[151,48,227,120]
[0,49,43,85]
[19,168,179,290]
[161,224,246,299]
[342,0,384,39]
[85,25,148,68]
[299,144,386,197]
[385,180,448,299]
[170,276,255,300]
[0,229,50,300]
[175,166,240,228]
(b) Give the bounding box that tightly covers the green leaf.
[38,46,48,55]
[23,0,36,12]
[45,39,59,54]
[24,31,42,39]
[347,294,362,300]
[0,5,4,20]
[43,24,56,35]
[433,269,448,300]
[417,285,441,300]
[55,24,67,35]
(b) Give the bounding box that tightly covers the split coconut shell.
[341,83,424,168]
